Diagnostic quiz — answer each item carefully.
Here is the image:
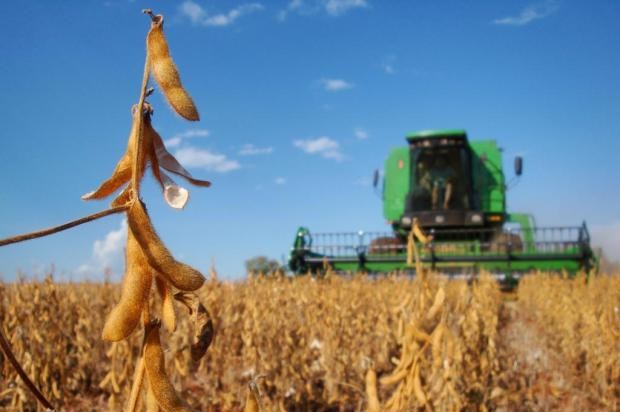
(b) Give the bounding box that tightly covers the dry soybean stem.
[143,8,158,22]
[328,379,366,398]
[130,10,156,194]
[0,327,55,411]
[126,353,146,412]
[126,13,158,410]
[0,205,129,248]
[125,303,152,411]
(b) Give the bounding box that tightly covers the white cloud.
[278,0,367,20]
[179,0,207,24]
[277,0,304,20]
[93,221,127,264]
[294,136,343,161]
[591,221,620,262]
[239,143,274,156]
[275,177,287,185]
[382,63,395,75]
[179,1,263,27]
[178,129,210,139]
[164,129,209,148]
[354,127,369,140]
[325,0,367,16]
[493,1,558,26]
[174,146,241,172]
[320,78,354,92]
[76,219,127,279]
[206,4,264,26]
[381,55,396,75]
[165,137,183,148]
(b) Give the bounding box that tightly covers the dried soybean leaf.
[149,123,211,187]
[191,302,214,363]
[172,292,214,363]
[82,111,139,200]
[172,292,193,313]
[111,185,133,208]
[144,115,191,209]
[160,171,189,209]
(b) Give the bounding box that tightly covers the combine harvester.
[289,129,595,285]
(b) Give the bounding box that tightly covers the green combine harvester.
[289,129,595,283]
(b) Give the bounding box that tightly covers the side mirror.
[372,169,380,188]
[514,156,523,176]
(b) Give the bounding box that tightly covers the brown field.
[1,272,619,411]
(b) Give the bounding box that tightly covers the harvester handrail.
[305,225,587,238]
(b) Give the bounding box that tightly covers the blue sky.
[1,0,619,280]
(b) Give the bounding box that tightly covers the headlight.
[401,216,412,225]
[435,215,445,223]
[471,214,482,223]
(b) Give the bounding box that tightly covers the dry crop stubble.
[0,278,120,410]
[2,272,620,409]
[515,273,620,410]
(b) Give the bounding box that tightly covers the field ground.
[1,272,619,411]
[497,302,594,411]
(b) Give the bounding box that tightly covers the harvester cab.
[385,129,508,233]
[289,129,595,282]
